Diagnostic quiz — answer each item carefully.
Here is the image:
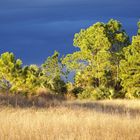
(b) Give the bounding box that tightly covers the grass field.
[0,100,140,140]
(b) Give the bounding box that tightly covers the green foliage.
[20,65,43,96]
[78,86,115,100]
[52,77,67,94]
[0,78,11,92]
[78,86,95,99]
[0,52,23,93]
[0,19,139,100]
[120,35,140,98]
[42,51,61,80]
[0,51,67,96]
[63,19,129,92]
[42,51,66,94]
[125,87,140,99]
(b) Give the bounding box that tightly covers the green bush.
[52,78,67,94]
[113,91,125,99]
[125,87,140,99]
[78,86,115,100]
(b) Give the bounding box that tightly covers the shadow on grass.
[67,101,140,118]
[0,93,140,118]
[0,93,65,108]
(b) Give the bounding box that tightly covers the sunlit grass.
[0,100,140,140]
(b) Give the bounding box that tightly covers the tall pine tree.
[63,19,129,91]
[120,35,140,98]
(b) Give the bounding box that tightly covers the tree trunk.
[15,93,18,107]
[6,90,9,106]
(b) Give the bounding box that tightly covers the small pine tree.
[42,51,66,94]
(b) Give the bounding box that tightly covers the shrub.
[72,87,84,96]
[52,78,67,94]
[78,86,115,100]
[125,87,140,99]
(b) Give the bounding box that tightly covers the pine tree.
[42,51,66,94]
[62,19,129,92]
[0,52,23,93]
[120,35,140,98]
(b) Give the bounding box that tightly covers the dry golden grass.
[98,99,140,109]
[0,100,140,140]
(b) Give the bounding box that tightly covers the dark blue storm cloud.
[0,0,140,64]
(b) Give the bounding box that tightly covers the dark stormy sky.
[0,0,140,65]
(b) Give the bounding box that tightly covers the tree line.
[0,19,140,100]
